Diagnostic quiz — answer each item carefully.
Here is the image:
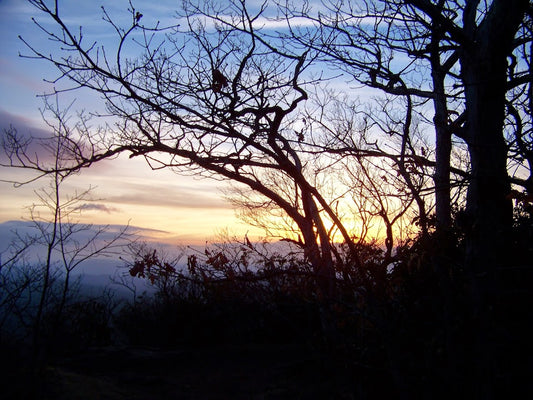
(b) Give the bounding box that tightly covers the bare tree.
[274,1,531,395]
[15,0,375,304]
[280,0,531,263]
[1,98,131,366]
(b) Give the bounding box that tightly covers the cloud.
[0,57,51,94]
[0,108,55,167]
[0,109,48,137]
[251,16,318,30]
[129,225,171,236]
[103,181,232,210]
[0,220,177,256]
[74,203,121,214]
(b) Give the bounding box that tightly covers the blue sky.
[0,0,266,245]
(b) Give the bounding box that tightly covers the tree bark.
[430,2,453,234]
[462,58,512,271]
[459,1,528,396]
[431,70,452,233]
[461,0,527,273]
[461,60,511,395]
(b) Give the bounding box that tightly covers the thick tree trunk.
[462,60,513,273]
[462,68,512,398]
[459,2,527,395]
[461,60,512,400]
[460,0,527,273]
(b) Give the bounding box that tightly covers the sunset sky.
[0,0,268,245]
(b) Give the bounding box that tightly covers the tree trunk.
[459,2,527,395]
[462,60,513,273]
[460,0,527,274]
[461,62,512,396]
[434,120,452,232]
[298,187,339,343]
[300,190,336,301]
[430,18,453,234]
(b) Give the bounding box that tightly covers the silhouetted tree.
[1,98,131,367]
[281,0,531,265]
[277,1,531,396]
[16,0,366,305]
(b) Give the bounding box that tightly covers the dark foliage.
[44,299,114,354]
[1,209,531,399]
[114,214,533,398]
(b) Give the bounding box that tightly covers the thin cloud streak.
[104,182,232,210]
[74,203,121,214]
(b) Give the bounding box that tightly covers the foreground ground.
[7,343,368,399]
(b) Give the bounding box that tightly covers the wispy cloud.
[0,57,51,94]
[180,13,317,33]
[0,109,47,136]
[251,16,318,30]
[75,203,121,214]
[105,182,232,210]
[0,108,55,166]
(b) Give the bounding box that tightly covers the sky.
[0,0,267,245]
